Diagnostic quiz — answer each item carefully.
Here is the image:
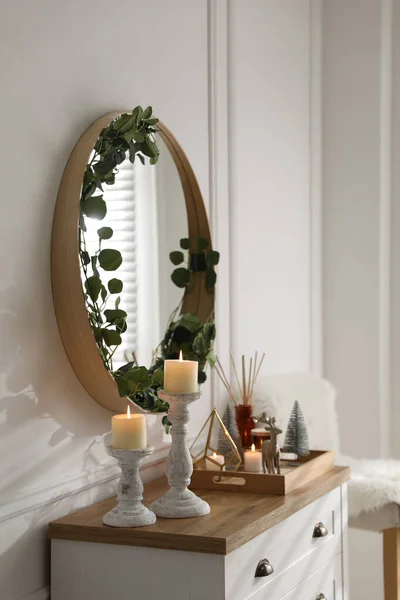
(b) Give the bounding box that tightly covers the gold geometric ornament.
[190,409,242,471]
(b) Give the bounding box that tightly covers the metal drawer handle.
[255,558,274,577]
[313,522,328,538]
[316,595,327,599]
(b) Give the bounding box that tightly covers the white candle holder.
[103,443,156,528]
[150,391,211,518]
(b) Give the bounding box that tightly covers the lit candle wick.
[127,405,131,420]
[179,350,183,361]
[251,443,255,452]
[213,452,217,459]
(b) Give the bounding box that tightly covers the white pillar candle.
[205,452,225,471]
[111,405,147,449]
[164,351,198,393]
[244,444,263,472]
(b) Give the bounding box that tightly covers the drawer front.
[225,486,343,600]
[246,555,342,600]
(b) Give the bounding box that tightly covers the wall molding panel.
[0,448,168,524]
[21,587,49,600]
[207,0,231,411]
[310,0,323,376]
[378,0,393,458]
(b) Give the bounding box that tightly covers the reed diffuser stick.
[215,358,237,405]
[214,351,266,407]
[248,357,253,405]
[230,351,244,398]
[242,355,247,405]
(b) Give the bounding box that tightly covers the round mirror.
[52,109,216,413]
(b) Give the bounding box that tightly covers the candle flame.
[251,443,255,452]
[179,350,183,361]
[127,405,131,419]
[212,452,217,459]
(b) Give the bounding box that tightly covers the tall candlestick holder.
[150,391,210,518]
[103,442,156,528]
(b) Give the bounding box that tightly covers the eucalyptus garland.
[78,107,218,415]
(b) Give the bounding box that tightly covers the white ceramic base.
[151,488,210,519]
[103,444,156,528]
[103,504,156,528]
[150,391,210,519]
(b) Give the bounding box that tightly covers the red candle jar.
[235,404,256,448]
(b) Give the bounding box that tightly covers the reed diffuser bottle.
[214,351,265,449]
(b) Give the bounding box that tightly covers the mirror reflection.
[83,136,187,369]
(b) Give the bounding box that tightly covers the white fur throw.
[340,455,400,519]
[252,373,400,520]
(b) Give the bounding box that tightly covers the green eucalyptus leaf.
[91,255,100,278]
[180,238,190,250]
[134,105,143,123]
[108,278,123,294]
[145,137,158,158]
[81,196,107,220]
[79,214,87,232]
[131,131,145,143]
[115,296,121,309]
[101,328,122,346]
[83,182,96,200]
[83,168,94,185]
[113,114,131,131]
[169,251,184,265]
[94,160,116,176]
[104,308,127,324]
[84,276,102,302]
[198,370,207,384]
[81,251,90,266]
[114,361,135,375]
[152,369,164,386]
[119,116,136,134]
[162,415,171,434]
[93,327,102,343]
[202,322,216,343]
[198,237,209,250]
[145,117,159,125]
[207,350,217,367]
[126,366,151,387]
[98,249,122,271]
[97,226,113,240]
[179,313,201,332]
[207,250,220,266]
[206,269,217,289]
[115,376,130,397]
[193,333,208,355]
[142,106,153,119]
[100,285,107,303]
[171,267,190,288]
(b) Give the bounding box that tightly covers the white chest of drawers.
[49,467,349,600]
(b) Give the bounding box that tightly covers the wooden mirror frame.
[51,110,214,413]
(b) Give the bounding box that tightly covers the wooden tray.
[189,450,334,496]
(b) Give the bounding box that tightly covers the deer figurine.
[261,416,282,475]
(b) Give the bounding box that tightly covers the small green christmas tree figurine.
[218,404,244,462]
[283,401,310,457]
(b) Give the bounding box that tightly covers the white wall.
[322,1,397,598]
[0,1,210,598]
[0,1,319,599]
[228,0,313,373]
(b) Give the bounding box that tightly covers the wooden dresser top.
[49,466,349,555]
